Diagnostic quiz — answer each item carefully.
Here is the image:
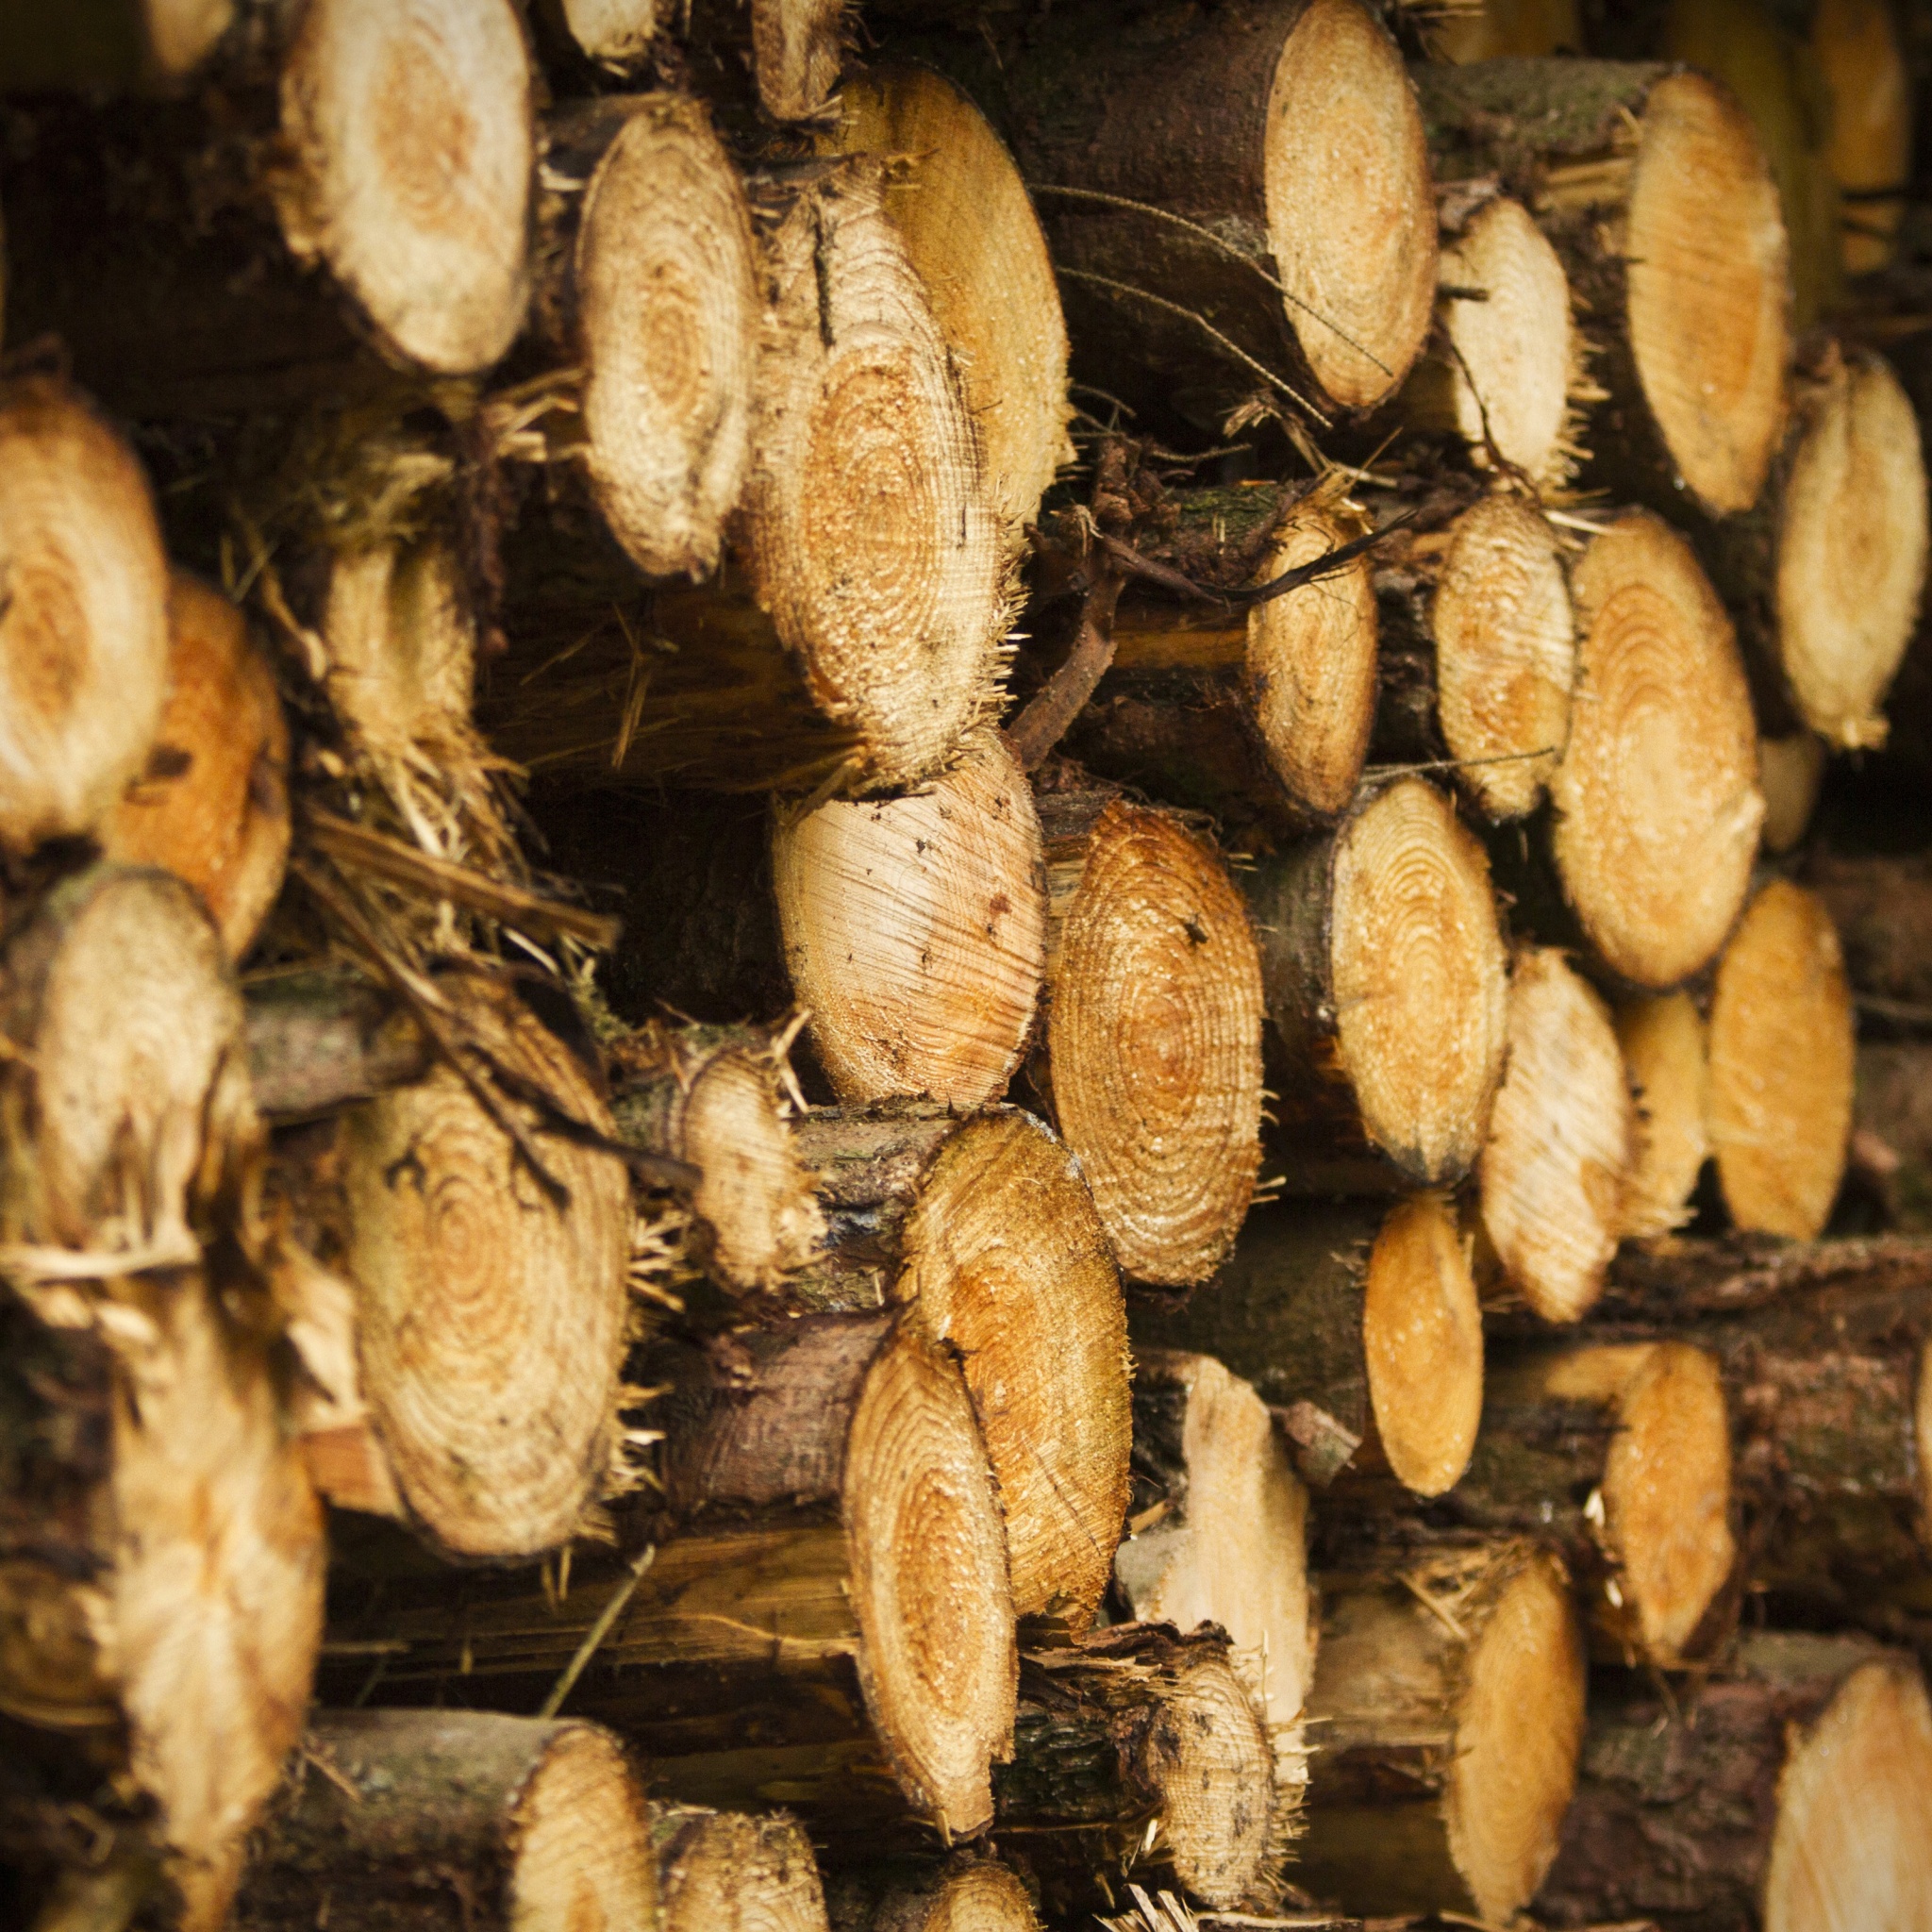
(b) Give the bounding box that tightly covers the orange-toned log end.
[774,731,1046,1111]
[1363,1193,1484,1497]
[274,0,534,375]
[103,572,290,961]
[1708,879,1856,1240]
[1626,71,1792,516]
[1615,990,1710,1241]
[1043,799,1264,1286]
[1765,1659,1932,1927]
[1430,494,1575,822]
[1552,509,1763,989]
[1245,498,1380,816]
[1774,346,1928,750]
[1480,948,1635,1323]
[1264,0,1437,409]
[0,376,169,855]
[899,1109,1130,1629]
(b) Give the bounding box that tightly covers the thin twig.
[1004,572,1124,772]
[539,1546,658,1719]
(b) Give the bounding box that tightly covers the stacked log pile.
[6,1,1932,1928]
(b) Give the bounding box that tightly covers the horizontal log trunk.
[1296,1538,1585,1925]
[1537,1635,1932,1931]
[1416,58,1791,520]
[1130,1195,1484,1500]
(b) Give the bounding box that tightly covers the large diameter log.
[1454,1341,1740,1666]
[820,64,1072,545]
[232,1711,657,1932]
[1032,782,1263,1286]
[827,1855,1037,1932]
[1545,509,1764,989]
[1134,1195,1485,1501]
[1417,60,1790,519]
[526,94,758,581]
[1616,990,1710,1241]
[1537,1635,1932,1930]
[272,973,635,1561]
[0,377,168,855]
[772,730,1046,1112]
[100,570,289,961]
[993,1624,1277,1915]
[790,1102,1130,1628]
[1113,1351,1313,1779]
[1247,775,1509,1190]
[655,1804,829,1932]
[1707,879,1855,1240]
[1296,1540,1585,1925]
[0,1267,325,1932]
[1479,947,1636,1322]
[1374,491,1576,824]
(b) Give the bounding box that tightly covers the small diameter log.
[352,1312,1019,1842]
[1133,1195,1484,1500]
[789,1102,1130,1627]
[993,1624,1277,1915]
[827,1854,1037,1932]
[0,863,254,1258]
[1113,1351,1314,1783]
[101,570,289,960]
[773,730,1046,1111]
[1616,990,1710,1241]
[270,972,635,1561]
[655,1804,830,1932]
[1545,509,1764,989]
[0,1266,325,1932]
[1453,1341,1740,1666]
[820,64,1073,544]
[1696,341,1929,749]
[232,1711,657,1932]
[1247,775,1509,1190]
[1537,1634,1932,1930]
[1396,193,1579,487]
[536,0,662,66]
[243,973,433,1120]
[1032,782,1263,1286]
[1296,1540,1585,1925]
[0,0,235,89]
[1071,488,1381,828]
[1707,879,1856,1240]
[1816,0,1911,275]
[1758,730,1826,853]
[961,0,1437,422]
[494,164,1004,795]
[609,1019,824,1295]
[524,93,758,582]
[1417,59,1791,519]
[0,377,168,854]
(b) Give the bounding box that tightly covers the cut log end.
[774,731,1046,1112]
[833,1856,1040,1932]
[1758,731,1827,854]
[752,0,846,120]
[1327,778,1510,1182]
[825,65,1073,541]
[574,97,759,581]
[1435,198,1575,483]
[1262,0,1437,409]
[1764,1660,1932,1928]
[1363,1193,1483,1497]
[1625,72,1792,515]
[1149,1647,1279,1907]
[102,572,290,961]
[1708,880,1856,1241]
[899,1110,1130,1628]
[504,1724,659,1929]
[1615,991,1710,1241]
[338,975,634,1560]
[1430,494,1574,821]
[1817,0,1910,275]
[654,1806,828,1932]
[1775,348,1928,749]
[750,172,1004,791]
[1552,509,1763,989]
[556,0,663,64]
[1045,800,1264,1286]
[0,377,169,855]
[1445,1549,1588,1925]
[846,1321,1018,1841]
[1480,947,1634,1324]
[1245,501,1379,817]
[275,0,534,375]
